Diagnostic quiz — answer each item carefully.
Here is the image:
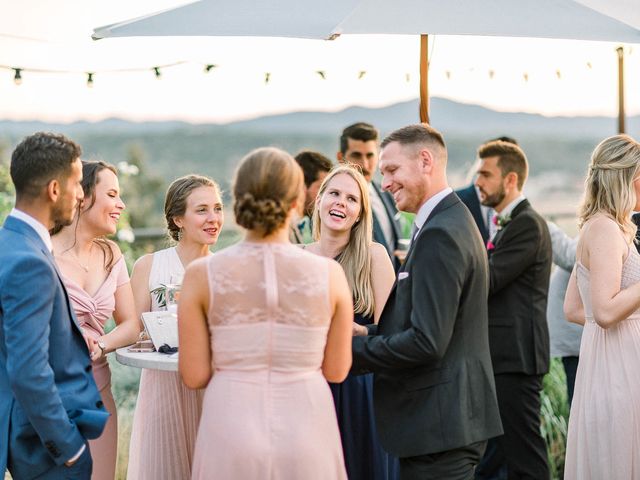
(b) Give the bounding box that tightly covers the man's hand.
[353,323,368,336]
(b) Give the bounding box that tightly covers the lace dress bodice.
[205,241,332,373]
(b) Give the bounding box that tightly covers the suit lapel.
[493,199,530,248]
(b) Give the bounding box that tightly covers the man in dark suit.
[337,122,403,267]
[352,124,503,479]
[0,133,109,479]
[456,137,519,246]
[474,140,551,479]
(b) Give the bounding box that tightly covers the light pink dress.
[564,245,640,479]
[127,247,204,480]
[63,255,130,480]
[191,241,347,480]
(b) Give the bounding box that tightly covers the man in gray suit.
[352,124,502,479]
[0,133,108,479]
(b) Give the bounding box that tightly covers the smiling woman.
[51,159,141,480]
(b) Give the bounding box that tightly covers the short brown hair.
[233,147,303,237]
[340,122,379,154]
[478,140,529,190]
[165,175,221,241]
[294,150,332,187]
[381,123,446,153]
[11,132,82,200]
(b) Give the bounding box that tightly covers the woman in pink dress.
[179,147,353,480]
[127,175,224,480]
[52,160,141,480]
[564,134,640,479]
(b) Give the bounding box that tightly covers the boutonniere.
[486,240,495,251]
[492,213,512,230]
[150,284,167,308]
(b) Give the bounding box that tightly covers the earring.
[177,227,183,241]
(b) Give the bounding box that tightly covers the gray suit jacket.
[352,193,502,457]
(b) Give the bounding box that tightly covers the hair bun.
[234,192,287,233]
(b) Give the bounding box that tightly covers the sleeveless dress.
[564,245,640,479]
[62,256,129,480]
[191,242,347,479]
[127,247,204,480]
[329,312,399,480]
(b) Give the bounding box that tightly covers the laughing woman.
[305,165,399,480]
[52,160,140,480]
[126,174,224,480]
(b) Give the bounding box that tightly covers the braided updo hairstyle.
[233,147,303,237]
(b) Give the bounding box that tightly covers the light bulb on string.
[316,70,326,80]
[358,71,366,80]
[264,72,271,84]
[153,67,161,79]
[204,64,217,73]
[13,68,22,85]
[86,72,94,88]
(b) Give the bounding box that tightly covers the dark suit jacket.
[371,181,402,264]
[487,199,551,376]
[352,193,503,458]
[455,184,489,244]
[0,216,108,479]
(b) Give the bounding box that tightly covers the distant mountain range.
[1,97,638,139]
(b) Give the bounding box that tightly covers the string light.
[264,72,271,84]
[523,72,529,82]
[153,67,161,79]
[555,69,562,80]
[358,71,366,80]
[316,70,326,80]
[13,68,22,85]
[204,64,217,73]
[86,72,94,88]
[445,70,451,80]
[488,69,495,79]
[405,73,411,83]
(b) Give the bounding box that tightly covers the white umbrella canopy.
[93,0,640,42]
[92,0,640,124]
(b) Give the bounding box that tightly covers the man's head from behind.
[337,122,379,183]
[475,140,528,213]
[378,124,448,214]
[294,150,332,216]
[11,132,84,226]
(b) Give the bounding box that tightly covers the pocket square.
[398,272,409,280]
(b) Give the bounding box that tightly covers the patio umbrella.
[93,0,640,124]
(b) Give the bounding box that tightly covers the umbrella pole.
[420,34,429,124]
[616,46,625,134]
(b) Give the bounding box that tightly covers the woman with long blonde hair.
[564,134,640,479]
[306,164,398,480]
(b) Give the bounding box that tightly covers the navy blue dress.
[329,313,399,480]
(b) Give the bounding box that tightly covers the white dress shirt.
[412,187,454,240]
[9,208,53,252]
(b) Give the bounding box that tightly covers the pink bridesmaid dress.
[127,247,204,480]
[62,255,130,480]
[190,242,347,480]
[564,245,640,479]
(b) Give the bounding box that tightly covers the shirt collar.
[9,208,54,253]
[414,187,453,231]
[498,194,526,219]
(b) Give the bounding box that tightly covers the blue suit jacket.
[0,216,108,479]
[371,181,402,270]
[455,184,489,245]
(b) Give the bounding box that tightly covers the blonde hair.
[312,165,375,317]
[233,147,303,236]
[579,134,640,241]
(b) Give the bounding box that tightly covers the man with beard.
[474,140,551,479]
[0,133,108,479]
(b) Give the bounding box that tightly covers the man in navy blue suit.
[0,133,108,479]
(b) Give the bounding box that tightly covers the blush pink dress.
[190,241,347,480]
[62,255,130,480]
[127,247,204,480]
[564,245,640,479]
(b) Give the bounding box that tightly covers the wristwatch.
[97,340,107,356]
